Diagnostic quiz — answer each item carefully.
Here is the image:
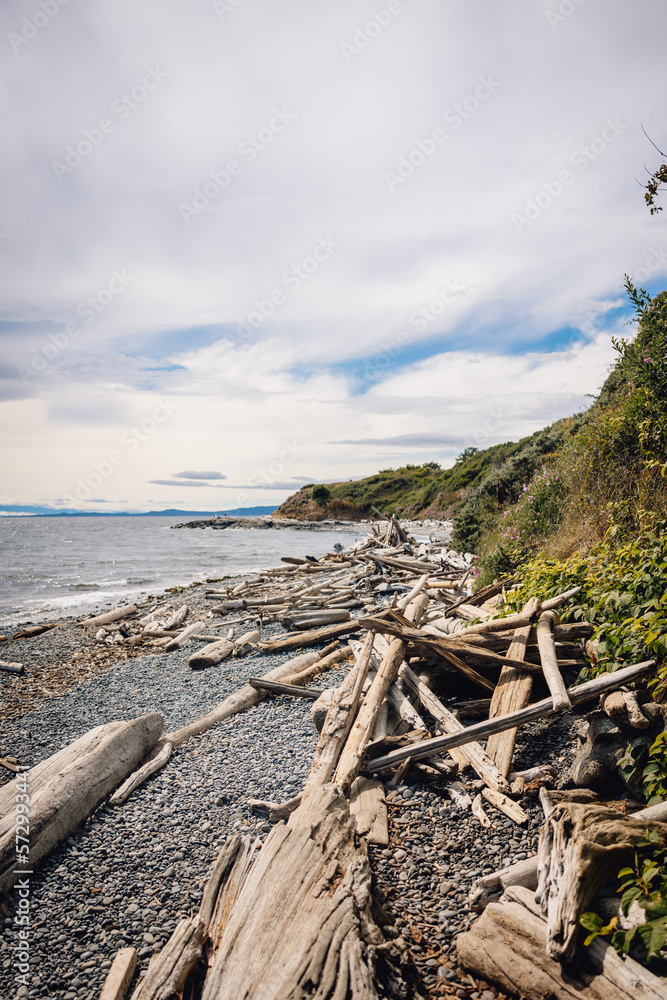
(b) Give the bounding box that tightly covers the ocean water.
[0,516,365,626]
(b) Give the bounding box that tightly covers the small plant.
[311,485,331,503]
[581,831,667,962]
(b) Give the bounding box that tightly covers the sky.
[1,0,666,513]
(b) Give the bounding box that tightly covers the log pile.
[5,514,666,999]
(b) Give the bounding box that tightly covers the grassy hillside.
[275,421,583,524]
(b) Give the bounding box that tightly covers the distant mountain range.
[0,505,278,518]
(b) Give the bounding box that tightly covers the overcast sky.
[1,0,666,512]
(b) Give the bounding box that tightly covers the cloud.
[173,470,226,480]
[149,479,211,487]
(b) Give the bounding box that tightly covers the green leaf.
[636,917,667,958]
[580,912,604,933]
[621,885,644,915]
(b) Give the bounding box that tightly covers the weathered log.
[164,620,207,652]
[398,662,510,794]
[457,884,665,1000]
[535,800,667,963]
[349,776,389,846]
[258,620,361,653]
[161,605,189,630]
[536,610,572,711]
[188,638,234,670]
[481,786,528,825]
[469,796,667,913]
[99,947,137,1000]
[284,609,352,630]
[77,604,138,627]
[366,659,656,773]
[201,784,403,1000]
[247,678,323,699]
[0,714,163,892]
[0,660,24,674]
[109,742,173,806]
[485,598,538,776]
[279,643,352,686]
[472,794,494,828]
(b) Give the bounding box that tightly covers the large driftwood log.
[188,638,234,670]
[485,598,538,776]
[366,659,656,773]
[457,885,665,1000]
[0,714,163,892]
[99,948,137,1000]
[201,784,404,1000]
[534,800,667,963]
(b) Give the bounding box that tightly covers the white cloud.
[1,0,666,509]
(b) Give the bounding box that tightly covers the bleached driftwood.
[534,800,667,963]
[258,620,361,653]
[164,620,207,652]
[366,659,656,773]
[99,948,137,1000]
[333,595,429,788]
[247,678,323,699]
[398,662,511,794]
[457,884,665,1000]
[349,776,389,846]
[485,598,538,776]
[109,742,173,806]
[0,660,24,674]
[200,784,404,1000]
[536,610,571,712]
[0,714,163,892]
[188,638,234,670]
[77,604,138,627]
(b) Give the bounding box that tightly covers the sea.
[0,516,366,627]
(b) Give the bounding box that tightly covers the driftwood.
[165,620,207,652]
[366,659,656,773]
[259,620,361,653]
[398,662,511,794]
[99,948,137,1000]
[485,598,538,776]
[77,604,138,627]
[200,784,404,1000]
[468,797,667,913]
[333,595,429,788]
[303,633,374,793]
[109,742,173,806]
[0,660,24,674]
[188,638,234,670]
[534,800,667,963]
[457,884,665,1000]
[349,776,389,845]
[248,678,323,699]
[0,714,163,892]
[481,786,528,825]
[536,610,572,711]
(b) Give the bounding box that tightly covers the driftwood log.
[457,884,665,1000]
[188,638,234,670]
[200,784,405,1000]
[0,714,163,892]
[534,800,667,963]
